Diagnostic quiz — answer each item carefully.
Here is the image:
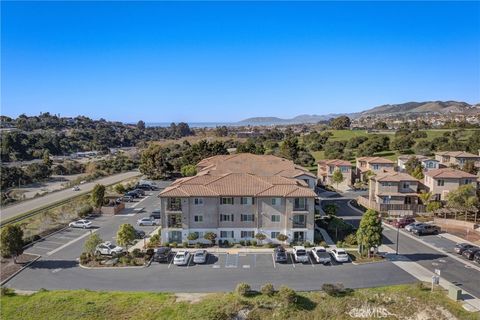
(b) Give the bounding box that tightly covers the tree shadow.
[29,259,78,270]
[402,253,448,262]
[295,295,317,311]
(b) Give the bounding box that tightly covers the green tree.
[324,203,338,216]
[426,201,442,213]
[255,233,267,244]
[329,116,351,130]
[276,234,288,242]
[331,169,345,189]
[462,161,478,175]
[0,225,24,262]
[90,184,105,211]
[83,233,103,255]
[411,166,424,180]
[405,156,423,177]
[137,120,145,130]
[356,209,383,257]
[114,183,126,194]
[446,185,479,213]
[139,144,174,179]
[187,232,199,244]
[42,149,53,168]
[418,190,432,205]
[390,135,415,151]
[204,232,217,246]
[280,135,299,160]
[180,164,197,177]
[116,224,136,250]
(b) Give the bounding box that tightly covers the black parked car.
[126,191,139,198]
[153,247,172,263]
[454,243,477,255]
[136,184,154,190]
[462,247,480,260]
[133,189,145,196]
[474,251,480,264]
[274,246,288,263]
[412,224,440,236]
[134,229,146,239]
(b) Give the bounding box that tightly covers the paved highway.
[0,171,141,222]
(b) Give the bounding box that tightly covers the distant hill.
[237,101,479,125]
[359,101,477,116]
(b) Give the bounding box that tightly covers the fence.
[356,196,426,214]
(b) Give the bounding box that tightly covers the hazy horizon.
[2,2,479,122]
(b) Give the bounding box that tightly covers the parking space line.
[29,246,53,251]
[308,256,315,267]
[46,230,95,256]
[186,254,193,268]
[132,196,149,208]
[271,254,276,269]
[168,253,175,269]
[41,240,64,245]
[290,253,296,268]
[253,254,257,268]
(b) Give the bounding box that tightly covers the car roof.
[335,248,346,252]
[314,246,326,250]
[176,251,187,254]
[293,246,305,250]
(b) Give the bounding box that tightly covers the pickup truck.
[311,246,331,264]
[293,246,309,263]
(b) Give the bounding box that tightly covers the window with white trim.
[194,215,203,222]
[271,198,281,205]
[271,215,280,222]
[271,231,280,239]
[240,214,254,222]
[221,197,234,205]
[241,231,254,238]
[240,197,254,205]
[220,231,234,238]
[193,198,204,205]
[220,214,234,222]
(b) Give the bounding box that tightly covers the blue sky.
[2,1,479,123]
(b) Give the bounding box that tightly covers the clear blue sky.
[2,1,479,123]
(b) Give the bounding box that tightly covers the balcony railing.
[167,204,182,212]
[167,214,182,228]
[293,204,308,211]
[292,221,307,228]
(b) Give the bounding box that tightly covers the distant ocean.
[146,122,240,128]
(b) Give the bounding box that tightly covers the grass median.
[1,283,476,320]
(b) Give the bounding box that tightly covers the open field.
[1,284,476,320]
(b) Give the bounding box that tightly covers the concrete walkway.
[381,244,480,312]
[315,226,336,247]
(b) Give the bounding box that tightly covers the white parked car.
[137,217,157,226]
[95,242,125,256]
[72,186,80,191]
[173,251,191,266]
[311,246,332,264]
[292,246,309,263]
[69,219,92,229]
[331,248,349,263]
[405,222,425,232]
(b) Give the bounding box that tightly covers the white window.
[373,164,379,170]
[220,214,234,222]
[194,215,203,222]
[437,179,444,186]
[271,198,281,205]
[194,231,204,238]
[240,197,254,205]
[194,198,204,205]
[271,215,280,222]
[271,231,280,239]
[221,197,234,205]
[240,214,254,222]
[220,231,234,238]
[241,231,255,238]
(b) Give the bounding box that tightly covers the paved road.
[0,171,141,221]
[322,199,363,228]
[382,226,480,298]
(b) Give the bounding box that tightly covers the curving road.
[0,171,141,222]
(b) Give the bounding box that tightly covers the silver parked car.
[193,250,208,264]
[69,219,92,229]
[137,217,157,226]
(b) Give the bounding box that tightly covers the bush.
[182,241,189,248]
[235,282,251,297]
[145,248,154,259]
[336,241,345,248]
[261,283,275,296]
[344,234,357,246]
[195,242,202,248]
[132,248,144,258]
[119,255,133,265]
[245,240,251,246]
[163,242,170,247]
[170,242,178,248]
[77,204,93,218]
[251,240,257,246]
[319,241,329,248]
[278,286,296,304]
[265,243,275,248]
[223,240,230,247]
[148,234,160,248]
[304,241,312,247]
[0,287,15,297]
[239,240,245,246]
[79,252,90,265]
[322,283,346,296]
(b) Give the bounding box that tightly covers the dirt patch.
[0,253,39,283]
[174,293,209,303]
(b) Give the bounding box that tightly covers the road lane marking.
[32,246,55,250]
[242,265,250,268]
[309,256,315,267]
[42,240,64,245]
[132,196,149,208]
[52,268,62,273]
[46,230,96,256]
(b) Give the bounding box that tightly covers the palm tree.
[418,190,432,205]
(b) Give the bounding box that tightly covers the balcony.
[167,214,182,228]
[292,215,306,228]
[167,204,182,212]
[293,204,309,212]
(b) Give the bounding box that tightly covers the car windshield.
[195,252,204,256]
[108,244,116,249]
[316,248,326,253]
[296,250,306,255]
[337,251,347,256]
[176,254,185,258]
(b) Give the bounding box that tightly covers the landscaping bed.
[0,253,39,283]
[347,250,385,264]
[1,283,477,320]
[79,250,151,268]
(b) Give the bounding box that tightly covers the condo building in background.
[159,154,317,244]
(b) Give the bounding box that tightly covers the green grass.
[1,284,476,320]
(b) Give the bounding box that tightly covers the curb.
[1,254,41,286]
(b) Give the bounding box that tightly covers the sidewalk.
[380,245,480,312]
[315,226,336,247]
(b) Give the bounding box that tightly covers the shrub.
[344,234,357,246]
[77,204,93,218]
[239,240,245,246]
[148,234,160,248]
[119,255,133,265]
[171,242,178,248]
[79,252,90,265]
[132,248,144,258]
[145,248,154,259]
[235,282,251,297]
[195,242,202,248]
[245,240,251,246]
[261,283,275,296]
[322,283,345,296]
[163,242,170,247]
[223,240,230,247]
[251,240,257,246]
[304,241,312,247]
[336,241,345,248]
[319,241,329,248]
[182,241,189,248]
[276,234,288,242]
[265,243,275,248]
[0,287,15,297]
[278,286,296,304]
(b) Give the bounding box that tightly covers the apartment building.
[317,159,352,191]
[397,155,439,172]
[159,154,317,244]
[368,172,420,206]
[355,156,395,181]
[434,151,480,168]
[424,168,478,201]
